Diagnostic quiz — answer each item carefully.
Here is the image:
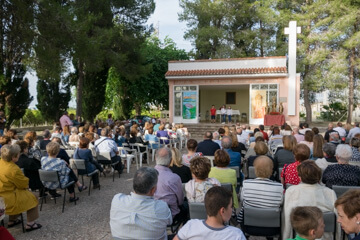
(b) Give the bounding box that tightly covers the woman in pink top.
[281,144,311,188]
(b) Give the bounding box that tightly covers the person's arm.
[173,179,184,206]
[173,236,180,240]
[10,167,30,189]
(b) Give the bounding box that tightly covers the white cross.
[284,21,301,116]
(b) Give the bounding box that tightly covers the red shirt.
[210,108,216,116]
[281,161,301,186]
[260,130,269,141]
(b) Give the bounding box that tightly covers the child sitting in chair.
[288,206,325,240]
[174,186,246,240]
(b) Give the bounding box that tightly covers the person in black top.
[51,137,70,164]
[322,144,360,188]
[169,147,192,183]
[38,130,51,150]
[324,123,337,142]
[15,140,60,198]
[196,131,220,156]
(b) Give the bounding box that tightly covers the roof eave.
[166,73,289,80]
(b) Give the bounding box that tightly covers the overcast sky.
[28,0,192,108]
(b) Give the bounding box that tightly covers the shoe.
[8,219,22,228]
[50,193,62,199]
[26,222,42,232]
[78,185,88,192]
[93,184,100,189]
[69,197,79,202]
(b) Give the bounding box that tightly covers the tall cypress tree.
[0,0,35,127]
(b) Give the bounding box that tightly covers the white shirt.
[227,109,232,115]
[177,219,246,240]
[348,127,360,139]
[333,127,346,137]
[95,136,118,157]
[110,192,172,240]
[283,183,339,240]
[221,107,226,114]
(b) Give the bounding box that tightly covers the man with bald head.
[154,147,185,220]
[196,131,220,156]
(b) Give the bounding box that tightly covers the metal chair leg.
[20,213,25,233]
[88,177,91,196]
[62,189,66,213]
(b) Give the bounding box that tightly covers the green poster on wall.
[182,91,197,119]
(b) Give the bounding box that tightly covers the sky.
[28,0,192,108]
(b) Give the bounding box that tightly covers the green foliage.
[320,102,347,121]
[12,109,46,127]
[82,67,109,122]
[0,0,35,128]
[105,36,188,119]
[36,80,71,122]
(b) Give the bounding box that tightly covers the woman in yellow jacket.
[0,144,42,231]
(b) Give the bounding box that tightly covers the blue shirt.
[110,192,172,240]
[225,149,241,167]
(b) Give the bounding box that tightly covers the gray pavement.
[7,161,149,240]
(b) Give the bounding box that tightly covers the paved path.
[8,161,150,240]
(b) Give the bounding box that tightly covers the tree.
[34,0,72,122]
[36,80,71,122]
[105,36,189,118]
[0,0,35,127]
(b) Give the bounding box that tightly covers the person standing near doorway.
[210,105,216,123]
[227,106,232,123]
[221,105,226,124]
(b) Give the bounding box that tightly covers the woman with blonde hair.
[62,125,71,143]
[274,135,297,167]
[0,144,42,231]
[69,127,80,142]
[224,125,230,136]
[169,147,191,183]
[230,133,247,158]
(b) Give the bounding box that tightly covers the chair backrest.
[278,167,283,181]
[189,202,207,220]
[221,183,232,193]
[72,159,86,171]
[243,206,281,228]
[204,156,214,167]
[349,161,360,167]
[65,149,74,158]
[97,152,112,161]
[323,211,336,233]
[38,169,59,182]
[41,150,47,157]
[182,183,186,197]
[229,166,240,179]
[332,185,360,198]
[68,141,79,147]
[248,166,256,179]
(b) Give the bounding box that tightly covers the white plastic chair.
[118,147,137,174]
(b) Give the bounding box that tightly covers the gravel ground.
[7,160,149,240]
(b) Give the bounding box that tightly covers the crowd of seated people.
[3,114,360,239]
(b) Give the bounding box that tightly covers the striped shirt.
[237,178,283,223]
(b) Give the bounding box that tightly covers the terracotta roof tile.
[165,67,287,77]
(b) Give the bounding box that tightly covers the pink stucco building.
[165,56,300,126]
